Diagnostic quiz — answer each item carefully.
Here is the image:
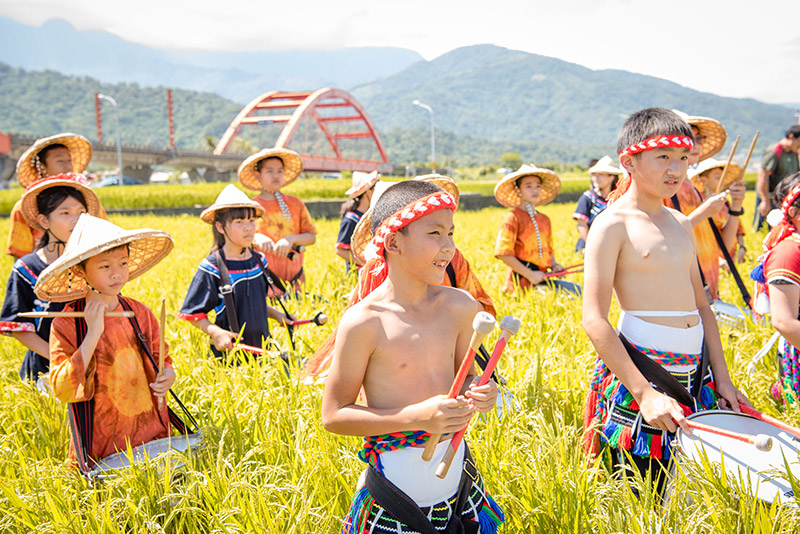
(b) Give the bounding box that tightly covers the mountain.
[0,16,423,104]
[352,44,796,152]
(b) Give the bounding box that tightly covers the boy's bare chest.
[622,219,693,272]
[372,315,458,374]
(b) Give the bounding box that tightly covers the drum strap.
[252,248,296,351]
[214,249,240,334]
[619,334,706,407]
[706,218,752,307]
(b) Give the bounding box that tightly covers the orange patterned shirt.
[446,248,496,317]
[50,298,172,463]
[252,194,317,291]
[494,207,554,293]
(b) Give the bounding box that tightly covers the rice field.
[0,192,799,533]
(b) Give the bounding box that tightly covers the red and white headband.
[782,182,800,220]
[364,191,457,262]
[618,135,694,157]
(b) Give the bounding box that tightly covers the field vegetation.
[0,193,797,532]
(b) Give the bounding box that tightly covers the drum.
[711,299,752,329]
[673,411,800,505]
[87,433,202,480]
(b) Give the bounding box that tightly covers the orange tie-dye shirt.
[494,207,554,293]
[252,194,317,291]
[50,298,172,464]
[446,248,496,317]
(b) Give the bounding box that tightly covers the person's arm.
[178,264,236,351]
[719,181,746,250]
[49,304,106,403]
[187,318,238,351]
[11,331,50,359]
[336,247,354,263]
[321,311,475,436]
[770,282,800,347]
[582,214,688,433]
[496,255,546,285]
[758,151,776,217]
[267,304,289,325]
[576,220,589,243]
[686,191,729,227]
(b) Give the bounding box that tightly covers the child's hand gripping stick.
[421,311,496,462]
[435,315,522,478]
[157,298,166,410]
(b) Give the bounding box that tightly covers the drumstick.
[686,420,772,451]
[715,135,740,194]
[422,312,496,462]
[543,265,584,279]
[232,343,268,355]
[740,404,800,441]
[157,298,165,410]
[740,131,760,177]
[18,311,135,318]
[286,312,328,327]
[436,316,522,479]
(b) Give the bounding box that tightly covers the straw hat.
[688,157,744,194]
[16,133,93,188]
[413,174,461,205]
[345,171,380,198]
[494,164,561,208]
[20,173,102,231]
[588,156,621,176]
[349,181,395,265]
[672,110,727,161]
[200,184,265,224]
[35,214,174,302]
[237,148,304,191]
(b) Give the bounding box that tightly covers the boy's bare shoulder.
[587,203,628,238]
[664,206,694,234]
[437,285,482,313]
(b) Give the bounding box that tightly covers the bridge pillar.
[123,164,153,182]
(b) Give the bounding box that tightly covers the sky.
[1,0,798,104]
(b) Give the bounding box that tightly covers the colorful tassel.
[619,425,633,450]
[649,432,663,459]
[750,263,765,283]
[343,486,373,534]
[632,431,651,457]
[477,495,505,534]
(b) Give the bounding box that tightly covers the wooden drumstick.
[18,311,135,318]
[715,135,740,194]
[157,298,165,410]
[740,131,760,177]
[686,420,772,451]
[740,404,800,441]
[436,315,522,478]
[422,312,496,462]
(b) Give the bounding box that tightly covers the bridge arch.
[214,88,391,173]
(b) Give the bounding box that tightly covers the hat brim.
[21,177,101,231]
[345,173,381,198]
[35,230,173,302]
[237,149,304,191]
[413,175,461,206]
[494,168,561,208]
[200,202,265,224]
[687,117,727,161]
[689,162,744,194]
[16,134,93,188]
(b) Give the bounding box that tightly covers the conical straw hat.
[345,170,380,198]
[688,157,744,195]
[35,214,173,302]
[349,181,395,265]
[20,173,101,231]
[200,184,265,224]
[237,148,304,191]
[413,174,461,205]
[588,156,621,175]
[672,110,727,161]
[494,164,561,208]
[16,133,93,188]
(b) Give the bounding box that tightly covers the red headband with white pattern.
[618,135,694,157]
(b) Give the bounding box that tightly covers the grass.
[0,191,798,532]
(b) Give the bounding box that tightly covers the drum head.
[675,411,800,505]
[711,300,749,329]
[89,433,202,478]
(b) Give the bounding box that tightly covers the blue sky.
[1,0,798,104]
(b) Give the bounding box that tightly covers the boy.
[582,108,749,494]
[321,181,504,533]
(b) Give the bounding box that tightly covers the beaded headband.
[618,135,694,157]
[781,182,800,219]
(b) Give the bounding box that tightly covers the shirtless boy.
[582,108,749,493]
[321,180,504,533]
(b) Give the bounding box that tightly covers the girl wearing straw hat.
[0,173,101,381]
[6,133,95,259]
[36,214,176,466]
[336,170,380,271]
[238,148,317,297]
[573,156,621,252]
[494,164,581,296]
[179,185,290,360]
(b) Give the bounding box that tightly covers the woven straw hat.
[672,110,727,161]
[588,156,621,176]
[345,171,380,198]
[494,164,561,208]
[349,181,396,265]
[16,133,93,188]
[35,214,174,302]
[200,184,265,224]
[20,173,102,231]
[413,174,461,205]
[237,148,304,191]
[688,157,744,194]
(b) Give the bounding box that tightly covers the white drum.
[88,433,202,480]
[712,300,752,329]
[674,411,800,505]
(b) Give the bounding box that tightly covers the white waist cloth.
[618,310,703,373]
[356,439,465,508]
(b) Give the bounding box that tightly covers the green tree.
[500,152,522,169]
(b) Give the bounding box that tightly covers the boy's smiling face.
[390,209,455,285]
[624,147,690,199]
[78,246,131,296]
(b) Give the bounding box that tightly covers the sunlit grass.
[0,191,799,532]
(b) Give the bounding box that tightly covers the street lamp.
[412,99,435,172]
[97,93,124,188]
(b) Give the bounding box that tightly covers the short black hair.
[37,143,69,165]
[371,180,444,234]
[617,108,694,155]
[255,156,284,172]
[212,206,259,251]
[772,172,800,208]
[587,158,599,168]
[786,125,800,139]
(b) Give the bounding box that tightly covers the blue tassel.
[477,495,504,534]
[602,420,619,443]
[632,430,650,456]
[750,263,765,283]
[487,494,505,522]
[661,433,671,461]
[343,486,371,534]
[699,385,716,409]
[611,383,629,405]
